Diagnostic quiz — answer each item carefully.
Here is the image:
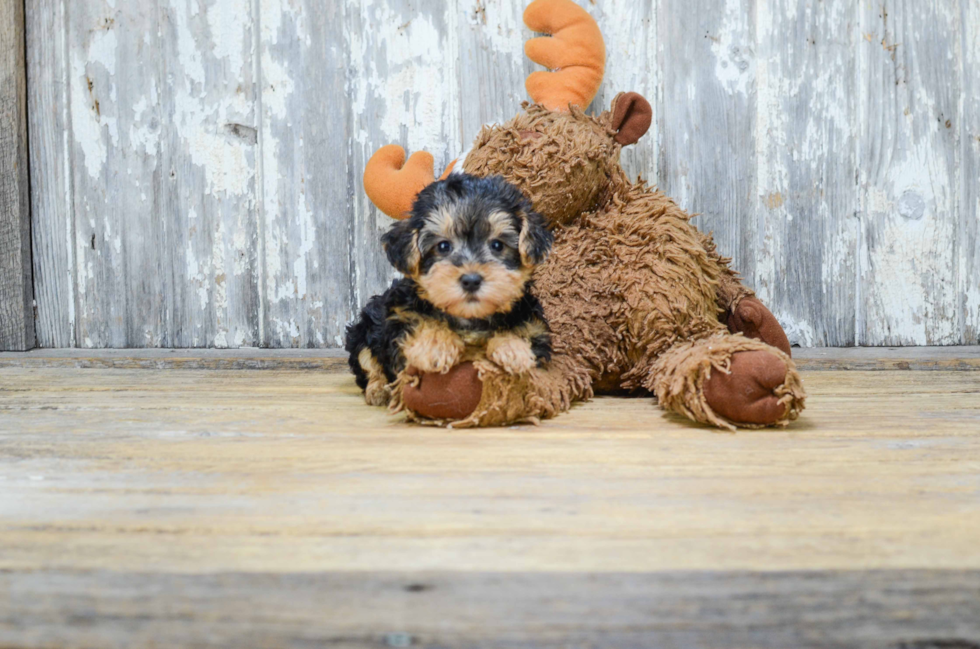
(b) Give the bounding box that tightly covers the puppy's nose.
[459,273,483,294]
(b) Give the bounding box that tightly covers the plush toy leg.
[400,363,484,421]
[396,355,591,428]
[648,333,806,431]
[725,296,792,356]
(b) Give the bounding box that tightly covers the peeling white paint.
[70,27,119,180]
[711,0,753,96]
[37,0,980,349]
[173,0,253,197]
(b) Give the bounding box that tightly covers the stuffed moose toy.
[358,0,806,430]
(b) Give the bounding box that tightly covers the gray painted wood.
[35,0,262,349]
[0,0,35,351]
[963,0,980,345]
[258,0,351,347]
[658,0,758,298]
[1,569,979,648]
[3,346,980,372]
[858,0,961,346]
[26,0,74,348]
[157,0,261,349]
[345,0,461,313]
[753,0,859,347]
[591,0,659,184]
[456,1,528,144]
[24,0,980,348]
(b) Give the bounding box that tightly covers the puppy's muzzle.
[459,273,484,294]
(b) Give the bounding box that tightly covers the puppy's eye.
[437,241,452,254]
[490,240,504,253]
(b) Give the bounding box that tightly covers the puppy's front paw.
[364,381,391,407]
[487,334,536,375]
[403,326,464,374]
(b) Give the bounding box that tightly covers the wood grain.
[22,0,980,348]
[345,0,461,314]
[50,0,262,348]
[456,1,528,147]
[658,0,758,295]
[25,0,74,349]
[755,0,859,347]
[963,0,980,345]
[591,0,659,183]
[858,0,961,345]
[2,367,979,575]
[0,347,348,370]
[2,346,979,372]
[159,0,261,349]
[1,569,978,648]
[0,0,34,351]
[1,363,979,645]
[258,0,351,348]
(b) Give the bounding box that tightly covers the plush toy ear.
[381,219,421,276]
[518,209,554,266]
[611,92,652,146]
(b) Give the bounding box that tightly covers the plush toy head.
[382,173,552,319]
[363,0,652,227]
[462,93,652,227]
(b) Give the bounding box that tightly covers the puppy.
[345,173,554,407]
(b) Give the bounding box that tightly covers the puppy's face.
[382,174,553,319]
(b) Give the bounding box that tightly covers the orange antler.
[524,0,605,112]
[363,145,435,220]
[363,145,457,220]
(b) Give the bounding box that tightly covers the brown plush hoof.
[703,351,789,426]
[402,362,483,421]
[728,297,792,357]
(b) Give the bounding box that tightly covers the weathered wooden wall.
[23,0,980,348]
[0,0,34,351]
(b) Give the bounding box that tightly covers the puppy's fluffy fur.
[345,173,553,406]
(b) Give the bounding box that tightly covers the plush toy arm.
[363,144,457,220]
[697,230,792,356]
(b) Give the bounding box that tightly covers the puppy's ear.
[381,219,420,276]
[518,209,553,266]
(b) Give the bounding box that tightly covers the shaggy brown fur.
[394,98,806,429]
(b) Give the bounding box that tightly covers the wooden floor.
[1,348,979,648]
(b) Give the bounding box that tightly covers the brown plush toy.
[362,0,806,431]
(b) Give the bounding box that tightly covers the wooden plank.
[0,347,348,371]
[2,347,979,372]
[257,0,351,348]
[25,0,74,348]
[1,368,979,575]
[1,569,977,648]
[456,1,527,144]
[345,0,461,312]
[858,0,961,345]
[590,0,659,183]
[159,0,261,349]
[0,0,34,351]
[658,0,757,285]
[66,0,158,347]
[754,0,859,347]
[793,345,980,371]
[964,0,980,345]
[65,0,260,348]
[1,364,980,643]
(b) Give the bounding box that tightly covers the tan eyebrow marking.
[488,211,518,240]
[422,205,458,242]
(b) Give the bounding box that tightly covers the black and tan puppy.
[345,173,554,407]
